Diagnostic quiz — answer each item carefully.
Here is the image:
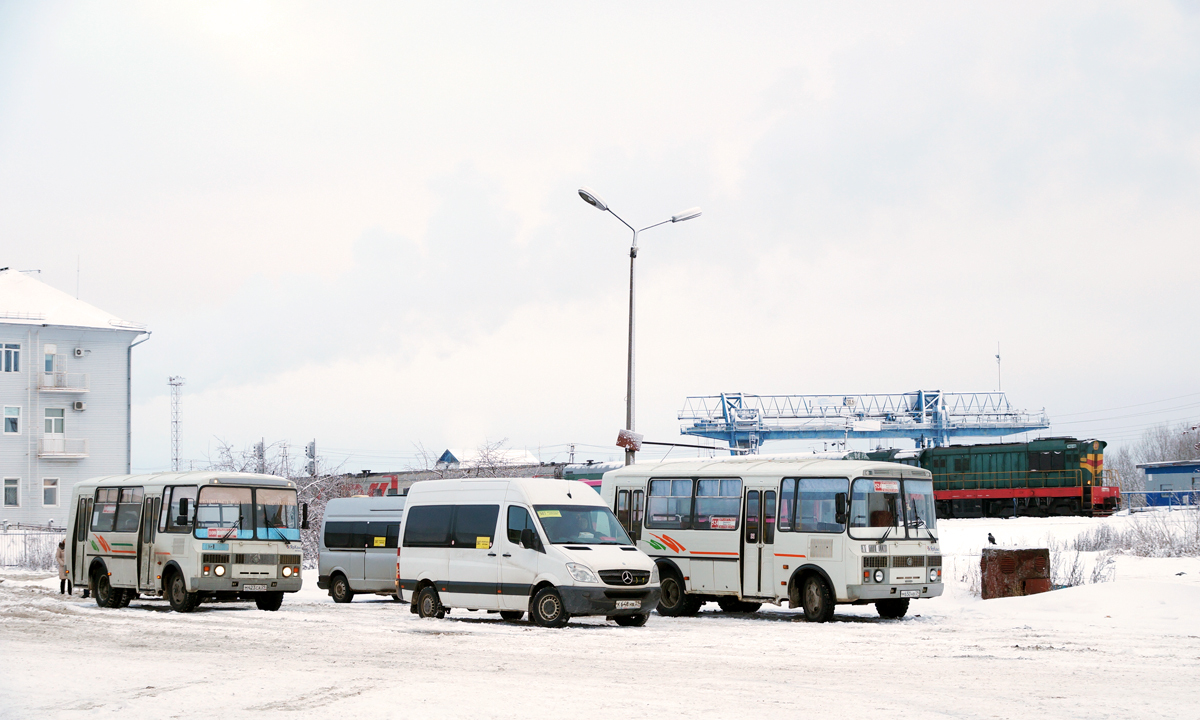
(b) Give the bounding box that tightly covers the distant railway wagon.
[867,438,1118,518]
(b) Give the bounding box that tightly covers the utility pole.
[568,443,576,464]
[254,439,265,474]
[996,342,1002,391]
[168,377,185,471]
[280,442,289,479]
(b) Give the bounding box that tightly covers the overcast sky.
[2,2,1198,472]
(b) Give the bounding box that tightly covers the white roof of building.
[0,269,145,331]
[437,448,542,466]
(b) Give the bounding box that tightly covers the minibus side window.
[694,478,741,531]
[92,488,119,532]
[507,506,544,551]
[779,478,796,532]
[163,486,198,533]
[452,505,499,549]
[114,487,144,533]
[647,478,693,529]
[798,478,848,533]
[324,521,354,548]
[403,505,453,547]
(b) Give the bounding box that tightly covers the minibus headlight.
[650,564,660,585]
[873,569,885,583]
[566,563,599,584]
[214,565,226,577]
[282,566,293,578]
[929,567,940,582]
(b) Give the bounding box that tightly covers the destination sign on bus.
[874,480,900,493]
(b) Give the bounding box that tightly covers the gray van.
[317,496,406,602]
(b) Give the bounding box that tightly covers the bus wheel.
[416,586,445,619]
[876,598,909,619]
[94,573,121,609]
[499,611,525,622]
[117,589,133,608]
[613,613,648,627]
[330,574,354,603]
[255,592,284,611]
[656,571,701,616]
[801,576,834,623]
[717,598,762,613]
[531,587,570,628]
[167,572,200,613]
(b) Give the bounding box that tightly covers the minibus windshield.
[534,505,632,545]
[903,479,937,538]
[256,488,300,541]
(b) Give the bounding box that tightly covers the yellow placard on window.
[476,536,491,549]
[373,537,386,547]
[537,509,561,518]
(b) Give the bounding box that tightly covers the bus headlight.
[214,565,226,577]
[282,566,293,578]
[873,569,885,583]
[929,567,941,582]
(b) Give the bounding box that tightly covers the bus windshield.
[849,478,903,538]
[194,486,299,541]
[534,505,632,545]
[904,479,937,538]
[256,488,300,541]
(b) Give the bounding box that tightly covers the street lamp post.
[578,186,702,465]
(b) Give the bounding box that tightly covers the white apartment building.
[0,269,149,527]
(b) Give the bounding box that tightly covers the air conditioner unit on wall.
[74,348,84,357]
[73,401,86,411]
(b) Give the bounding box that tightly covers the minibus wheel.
[94,572,121,609]
[801,576,834,623]
[499,611,525,622]
[255,592,285,611]
[416,586,445,619]
[166,572,200,613]
[530,587,570,628]
[613,613,648,627]
[330,574,354,603]
[875,598,909,619]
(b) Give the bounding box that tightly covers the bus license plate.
[900,590,919,598]
[243,584,268,592]
[614,600,640,610]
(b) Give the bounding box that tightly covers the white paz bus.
[66,472,307,612]
[601,455,942,621]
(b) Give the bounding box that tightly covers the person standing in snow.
[56,540,71,595]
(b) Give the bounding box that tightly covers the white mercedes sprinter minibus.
[318,495,407,602]
[397,477,660,628]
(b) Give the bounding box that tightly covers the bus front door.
[742,489,777,597]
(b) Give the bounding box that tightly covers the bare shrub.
[1070,509,1200,558]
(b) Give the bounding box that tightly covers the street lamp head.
[578,187,608,212]
[670,207,702,223]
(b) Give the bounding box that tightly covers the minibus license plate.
[900,590,919,598]
[244,584,268,592]
[614,600,640,610]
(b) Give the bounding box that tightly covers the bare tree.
[469,437,511,478]
[1108,422,1200,492]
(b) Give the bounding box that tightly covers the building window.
[3,478,17,507]
[3,406,19,434]
[43,478,58,507]
[43,343,57,373]
[2,344,18,373]
[45,408,64,435]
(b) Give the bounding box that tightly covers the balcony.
[38,372,89,393]
[38,438,89,458]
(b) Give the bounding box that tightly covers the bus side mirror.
[835,493,847,525]
[177,498,189,524]
[520,528,536,550]
[301,503,309,530]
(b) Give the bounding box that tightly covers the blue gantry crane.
[679,391,1050,453]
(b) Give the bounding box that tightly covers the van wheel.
[416,586,445,619]
[330,574,354,603]
[876,598,909,619]
[499,611,525,621]
[94,573,121,609]
[802,576,834,623]
[613,613,648,627]
[656,571,702,617]
[531,587,570,628]
[167,572,200,613]
[717,598,762,613]
[255,592,285,611]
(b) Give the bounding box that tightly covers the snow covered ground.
[2,513,1199,719]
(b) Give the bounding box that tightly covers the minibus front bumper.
[192,577,303,594]
[846,583,943,602]
[559,585,661,616]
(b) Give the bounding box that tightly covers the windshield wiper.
[218,515,242,544]
[260,513,292,548]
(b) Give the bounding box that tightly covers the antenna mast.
[168,377,185,471]
[996,342,1002,391]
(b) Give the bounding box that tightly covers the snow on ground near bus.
[2,514,1199,720]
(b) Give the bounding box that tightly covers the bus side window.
[763,490,776,544]
[779,479,796,532]
[158,487,173,532]
[631,489,644,541]
[745,490,759,543]
[616,490,630,532]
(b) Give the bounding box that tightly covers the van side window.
[403,505,453,547]
[506,506,542,551]
[325,521,354,548]
[452,505,499,549]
